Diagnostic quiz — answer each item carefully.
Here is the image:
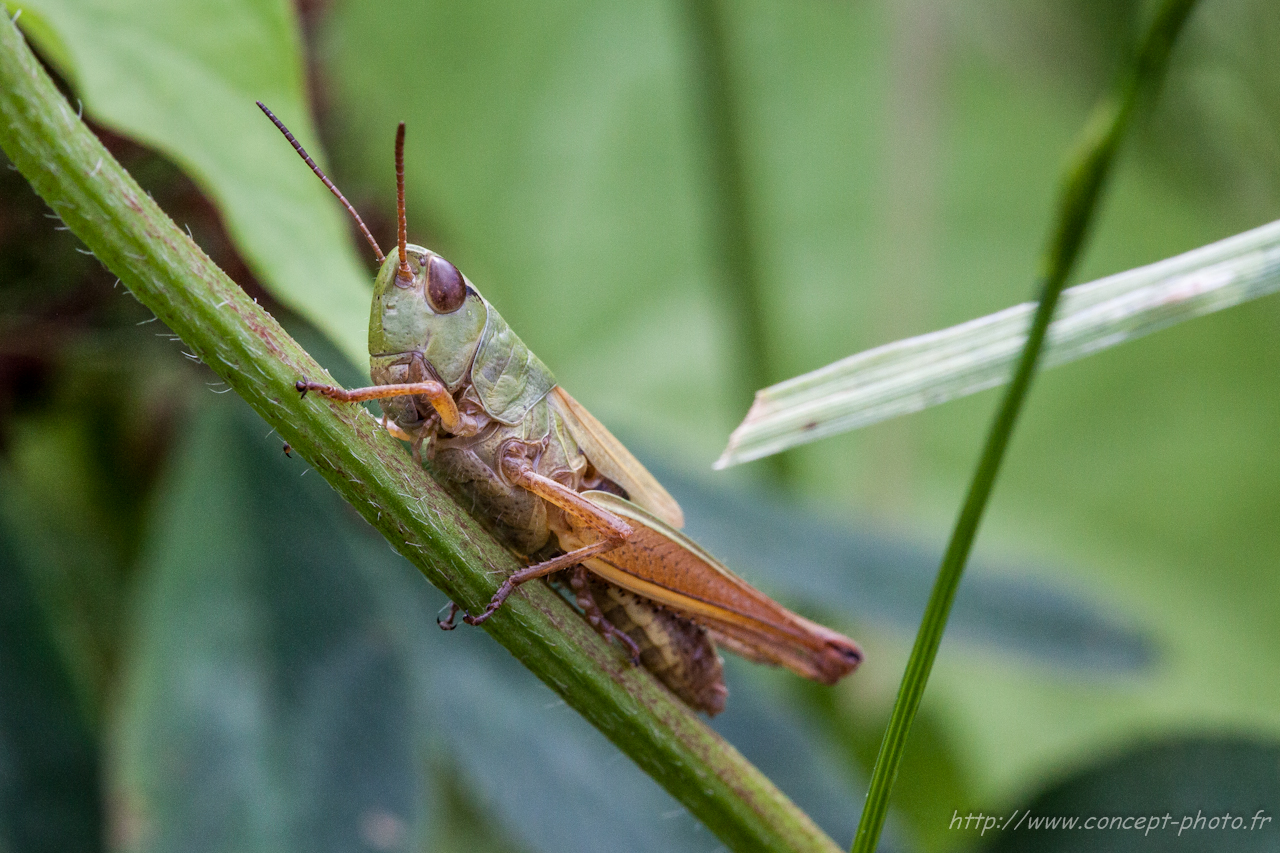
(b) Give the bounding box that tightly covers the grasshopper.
[259,103,862,714]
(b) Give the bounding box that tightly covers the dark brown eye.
[426,254,466,313]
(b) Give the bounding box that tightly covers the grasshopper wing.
[551,386,685,528]
[576,491,862,685]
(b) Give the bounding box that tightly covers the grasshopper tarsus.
[437,601,461,631]
[463,578,516,626]
[296,379,335,398]
[296,379,349,401]
[604,628,642,666]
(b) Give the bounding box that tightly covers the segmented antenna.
[394,122,412,282]
[256,101,385,264]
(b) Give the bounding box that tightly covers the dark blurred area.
[0,121,266,705]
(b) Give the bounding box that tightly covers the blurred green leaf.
[112,396,427,853]
[983,736,1280,852]
[14,0,372,366]
[0,508,102,853]
[418,625,717,853]
[709,661,870,850]
[0,324,181,722]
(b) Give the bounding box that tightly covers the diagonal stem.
[0,13,838,853]
[850,2,1201,851]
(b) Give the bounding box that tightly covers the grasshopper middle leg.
[568,565,641,664]
[458,451,638,626]
[460,536,621,626]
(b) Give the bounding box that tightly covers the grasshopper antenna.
[256,101,386,264]
[394,122,412,283]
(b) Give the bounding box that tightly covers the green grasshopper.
[259,103,861,714]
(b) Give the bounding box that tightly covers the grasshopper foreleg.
[296,378,461,433]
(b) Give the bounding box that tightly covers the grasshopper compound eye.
[427,254,466,313]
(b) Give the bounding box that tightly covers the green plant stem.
[678,0,791,485]
[850,3,1200,851]
[0,14,839,853]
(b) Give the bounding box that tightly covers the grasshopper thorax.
[370,245,556,429]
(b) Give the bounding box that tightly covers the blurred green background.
[2,0,1279,851]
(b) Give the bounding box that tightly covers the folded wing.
[577,491,861,685]
[551,386,685,528]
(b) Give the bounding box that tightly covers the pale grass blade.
[716,218,1280,469]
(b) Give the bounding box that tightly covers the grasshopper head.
[255,105,491,392]
[368,122,488,390]
[368,244,488,389]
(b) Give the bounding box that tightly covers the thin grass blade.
[717,217,1280,468]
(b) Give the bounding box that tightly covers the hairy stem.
[0,14,837,853]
